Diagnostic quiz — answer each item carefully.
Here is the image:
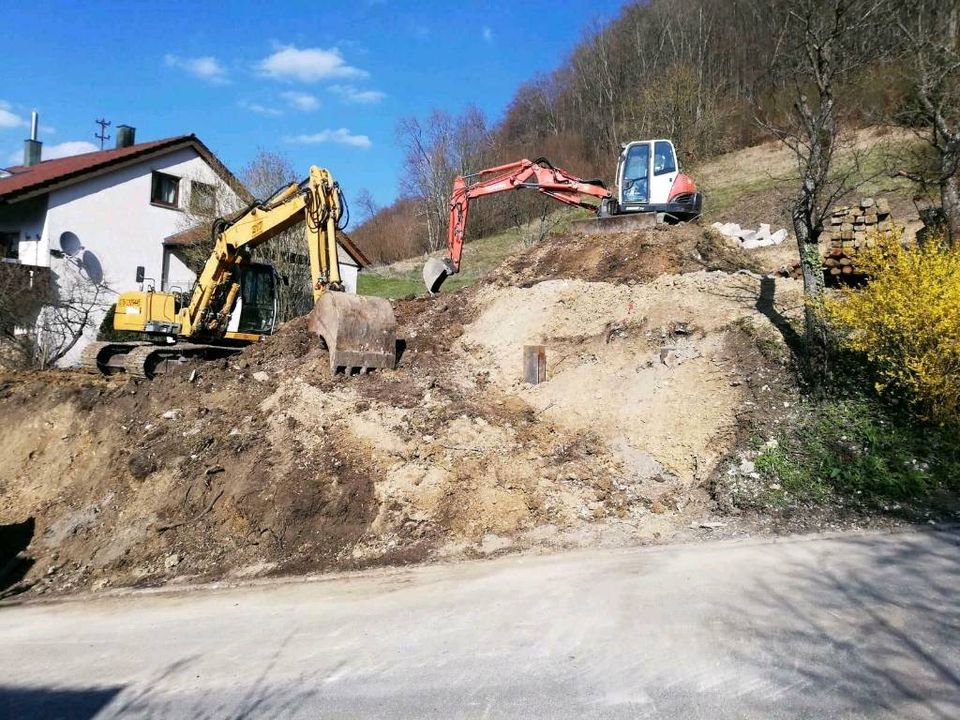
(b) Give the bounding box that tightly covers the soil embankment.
[0,224,804,597]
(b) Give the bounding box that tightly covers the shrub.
[823,230,960,425]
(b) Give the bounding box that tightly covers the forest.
[349,0,958,264]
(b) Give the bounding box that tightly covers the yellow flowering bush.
[823,229,960,424]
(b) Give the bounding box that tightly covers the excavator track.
[121,343,243,379]
[80,341,151,375]
[82,341,243,379]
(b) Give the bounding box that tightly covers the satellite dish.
[80,250,103,284]
[59,231,83,257]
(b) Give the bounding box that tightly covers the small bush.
[823,230,960,425]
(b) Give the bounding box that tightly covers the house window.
[151,172,180,208]
[0,232,19,261]
[190,181,216,215]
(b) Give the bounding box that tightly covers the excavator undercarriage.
[80,341,243,379]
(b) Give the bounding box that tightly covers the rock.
[739,459,756,475]
[205,465,224,476]
[164,553,182,570]
[252,371,270,383]
[480,533,513,553]
[161,409,182,420]
[127,452,158,480]
[696,520,727,530]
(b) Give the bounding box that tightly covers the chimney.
[23,110,41,166]
[116,125,136,148]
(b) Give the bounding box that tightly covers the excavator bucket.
[423,256,458,294]
[307,291,398,373]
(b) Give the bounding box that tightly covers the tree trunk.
[941,171,960,247]
[792,207,829,379]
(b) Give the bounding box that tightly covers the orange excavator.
[423,139,701,293]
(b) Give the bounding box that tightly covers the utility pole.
[95,118,111,150]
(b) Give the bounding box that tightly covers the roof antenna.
[95,118,111,150]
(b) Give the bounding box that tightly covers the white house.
[0,126,368,366]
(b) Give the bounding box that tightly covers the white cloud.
[164,54,229,84]
[281,91,320,111]
[286,128,372,149]
[482,26,493,43]
[329,85,385,104]
[257,45,367,82]
[45,141,99,159]
[6,140,100,164]
[238,100,283,117]
[0,101,27,129]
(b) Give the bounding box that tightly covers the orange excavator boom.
[423,158,611,293]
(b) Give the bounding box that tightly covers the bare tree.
[239,151,313,320]
[397,107,489,253]
[0,265,50,368]
[765,0,890,375]
[897,0,960,245]
[35,262,109,368]
[174,150,313,322]
[354,188,380,224]
[0,260,108,369]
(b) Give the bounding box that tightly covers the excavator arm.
[423,158,611,293]
[181,166,344,337]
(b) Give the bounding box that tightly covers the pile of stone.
[711,222,789,249]
[822,197,895,280]
[779,197,899,282]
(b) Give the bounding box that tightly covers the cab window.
[237,264,277,334]
[622,144,650,203]
[654,141,677,176]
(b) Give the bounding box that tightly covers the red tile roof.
[0,135,251,204]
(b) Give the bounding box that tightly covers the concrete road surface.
[2,529,960,719]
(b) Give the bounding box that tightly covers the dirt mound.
[499,222,763,287]
[0,223,802,598]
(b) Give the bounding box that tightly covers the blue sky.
[1,0,627,213]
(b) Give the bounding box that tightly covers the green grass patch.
[754,395,960,508]
[699,174,789,221]
[357,225,529,298]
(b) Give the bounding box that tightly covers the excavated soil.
[500,223,766,286]
[1,225,806,598]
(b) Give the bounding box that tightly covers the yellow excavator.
[82,166,397,378]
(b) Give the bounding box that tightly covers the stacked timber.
[778,198,899,282]
[821,198,894,280]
